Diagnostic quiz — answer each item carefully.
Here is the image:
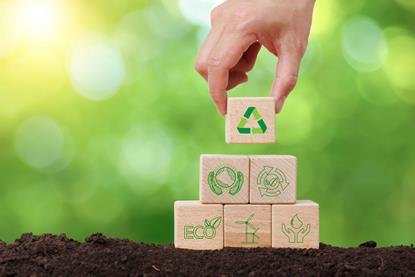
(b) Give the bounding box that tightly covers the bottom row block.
[225,205,271,248]
[174,200,319,250]
[174,201,223,250]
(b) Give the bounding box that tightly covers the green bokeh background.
[0,0,414,247]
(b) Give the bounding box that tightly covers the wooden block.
[249,155,296,204]
[174,201,223,250]
[272,200,319,249]
[200,155,249,204]
[226,97,275,144]
[224,204,271,248]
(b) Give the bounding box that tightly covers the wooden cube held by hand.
[226,97,275,144]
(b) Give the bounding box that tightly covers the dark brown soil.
[0,233,414,276]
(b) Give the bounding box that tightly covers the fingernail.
[217,105,226,116]
[276,96,286,113]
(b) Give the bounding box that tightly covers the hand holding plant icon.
[282,214,310,243]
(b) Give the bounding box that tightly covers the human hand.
[194,0,315,115]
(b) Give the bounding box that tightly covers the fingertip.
[270,81,286,114]
[276,96,286,113]
[217,104,226,116]
[270,74,296,113]
[212,96,227,115]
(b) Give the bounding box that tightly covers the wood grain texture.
[226,97,275,144]
[174,201,223,250]
[272,200,319,249]
[249,155,296,204]
[200,154,249,204]
[224,204,271,248]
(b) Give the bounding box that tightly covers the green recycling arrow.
[237,107,267,134]
[257,166,289,197]
[259,187,282,197]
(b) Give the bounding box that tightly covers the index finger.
[207,33,256,115]
[194,27,224,81]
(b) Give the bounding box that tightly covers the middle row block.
[200,154,296,204]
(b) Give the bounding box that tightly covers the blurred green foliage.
[0,0,414,247]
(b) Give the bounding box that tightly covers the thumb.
[271,49,301,113]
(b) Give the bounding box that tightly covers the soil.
[0,233,414,276]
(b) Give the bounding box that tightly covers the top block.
[226,97,275,144]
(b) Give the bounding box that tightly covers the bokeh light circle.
[342,16,388,72]
[178,0,224,27]
[15,116,64,169]
[18,1,60,40]
[119,125,173,193]
[69,43,125,100]
[384,34,415,105]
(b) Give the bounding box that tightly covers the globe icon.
[214,166,236,188]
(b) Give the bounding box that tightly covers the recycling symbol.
[237,107,267,134]
[208,166,244,196]
[257,166,289,197]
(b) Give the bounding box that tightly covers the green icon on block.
[235,213,259,244]
[282,214,310,243]
[257,166,289,197]
[184,216,222,240]
[208,166,243,196]
[237,107,267,134]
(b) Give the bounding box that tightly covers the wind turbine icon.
[235,213,259,244]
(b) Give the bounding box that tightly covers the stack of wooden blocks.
[174,97,319,250]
